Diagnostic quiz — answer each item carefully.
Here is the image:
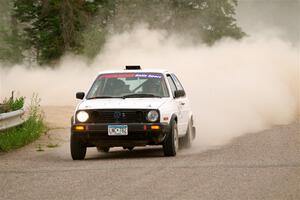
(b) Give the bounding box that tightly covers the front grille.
[77,109,158,123]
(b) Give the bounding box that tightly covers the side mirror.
[76,92,85,100]
[174,90,185,98]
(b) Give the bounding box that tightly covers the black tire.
[163,120,179,156]
[192,126,196,140]
[70,135,86,160]
[179,120,193,149]
[97,147,110,153]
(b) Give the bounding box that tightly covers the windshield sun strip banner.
[99,73,163,79]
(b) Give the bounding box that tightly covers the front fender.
[159,100,179,125]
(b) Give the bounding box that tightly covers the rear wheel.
[163,120,178,156]
[179,120,193,149]
[70,135,86,160]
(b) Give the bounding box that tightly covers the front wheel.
[163,120,179,156]
[70,135,87,160]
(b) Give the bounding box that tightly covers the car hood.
[77,98,169,110]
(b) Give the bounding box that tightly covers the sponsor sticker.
[99,73,162,79]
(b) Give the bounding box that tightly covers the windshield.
[86,73,169,99]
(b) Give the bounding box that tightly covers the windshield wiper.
[87,96,123,99]
[121,94,162,98]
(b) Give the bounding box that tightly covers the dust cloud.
[0,25,299,149]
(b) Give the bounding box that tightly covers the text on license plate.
[108,125,128,136]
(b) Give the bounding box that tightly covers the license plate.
[108,125,128,136]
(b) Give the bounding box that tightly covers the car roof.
[98,68,170,75]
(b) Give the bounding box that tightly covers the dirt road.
[0,106,299,200]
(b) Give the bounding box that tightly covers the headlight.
[147,110,159,122]
[77,111,89,122]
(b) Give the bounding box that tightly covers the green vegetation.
[0,0,24,64]
[0,95,25,114]
[12,0,113,65]
[0,95,46,152]
[0,0,245,65]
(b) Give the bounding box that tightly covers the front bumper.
[71,123,170,147]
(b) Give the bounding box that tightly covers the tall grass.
[0,95,46,152]
[0,96,25,114]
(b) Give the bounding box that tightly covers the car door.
[166,74,187,136]
[170,74,190,134]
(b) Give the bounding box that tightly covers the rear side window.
[166,75,177,97]
[171,74,185,92]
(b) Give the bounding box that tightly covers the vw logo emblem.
[113,112,122,119]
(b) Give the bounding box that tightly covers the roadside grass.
[0,94,24,114]
[0,95,47,152]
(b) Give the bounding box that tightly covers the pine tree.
[12,0,245,64]
[13,0,110,65]
[111,0,245,44]
[0,0,24,64]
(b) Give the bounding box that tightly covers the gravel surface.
[0,107,299,200]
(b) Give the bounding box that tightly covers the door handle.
[180,102,185,105]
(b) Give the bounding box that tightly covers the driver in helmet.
[142,79,162,96]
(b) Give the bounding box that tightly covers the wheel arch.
[170,113,178,125]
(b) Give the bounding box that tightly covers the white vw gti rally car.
[71,66,196,160]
